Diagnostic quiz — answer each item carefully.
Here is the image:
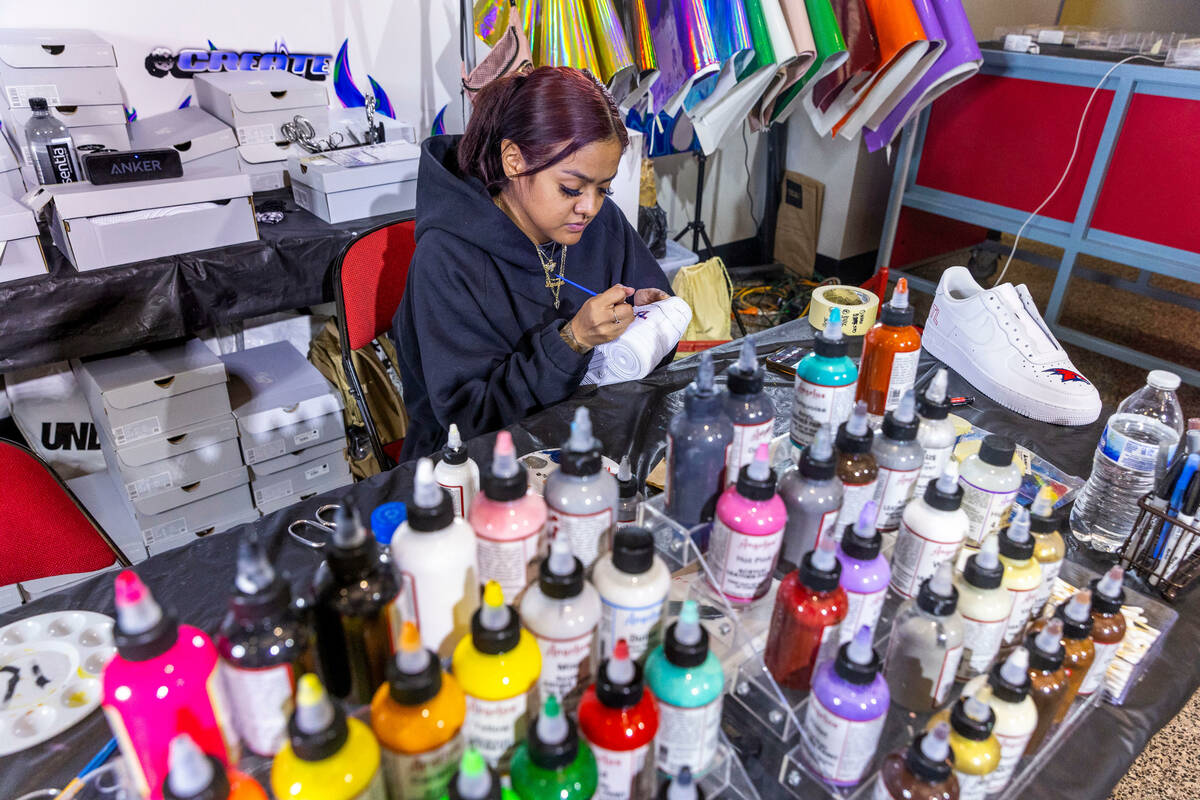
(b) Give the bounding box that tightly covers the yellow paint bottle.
[928,694,1000,800]
[998,507,1042,648]
[1029,486,1066,618]
[372,621,466,800]
[271,674,385,800]
[452,581,542,769]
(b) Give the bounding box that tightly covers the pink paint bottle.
[102,571,235,800]
[469,430,549,600]
[706,443,787,603]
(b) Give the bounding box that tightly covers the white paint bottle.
[592,527,671,663]
[958,435,1022,551]
[954,535,1014,681]
[890,459,969,599]
[435,424,479,518]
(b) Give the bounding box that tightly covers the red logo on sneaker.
[1044,368,1089,384]
[930,306,940,326]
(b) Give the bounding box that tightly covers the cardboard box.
[251,441,350,508]
[237,141,300,192]
[221,341,344,464]
[39,169,258,270]
[0,192,47,282]
[0,29,122,107]
[66,470,149,563]
[255,473,353,516]
[5,361,107,479]
[129,106,238,175]
[0,136,26,198]
[288,141,419,224]
[114,418,244,504]
[129,464,248,516]
[193,71,329,146]
[140,483,256,555]
[75,339,232,446]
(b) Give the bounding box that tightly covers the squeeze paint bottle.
[836,501,890,644]
[927,696,1000,800]
[778,424,844,568]
[592,527,671,662]
[958,435,1022,551]
[954,535,1013,681]
[617,455,643,524]
[915,368,956,498]
[1079,566,1127,697]
[437,423,480,517]
[872,390,925,531]
[656,767,706,800]
[834,401,878,531]
[371,622,467,800]
[546,407,619,568]
[509,694,599,800]
[163,734,267,800]
[963,648,1037,794]
[102,571,235,800]
[453,581,542,768]
[313,502,402,705]
[873,723,959,800]
[665,351,734,528]
[723,336,776,484]
[1029,486,1067,618]
[803,624,890,786]
[645,600,724,777]
[885,562,965,711]
[440,748,518,800]
[519,536,602,713]
[790,306,858,453]
[707,443,787,603]
[470,431,547,600]
[393,458,479,659]
[1028,591,1095,724]
[856,278,922,425]
[764,537,848,691]
[578,640,660,800]
[217,531,309,757]
[997,506,1043,648]
[270,673,385,800]
[891,459,969,599]
[1023,619,1068,753]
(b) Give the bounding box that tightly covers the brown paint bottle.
[1079,566,1127,698]
[1023,618,1068,754]
[1029,590,1094,725]
[834,401,878,533]
[874,722,960,800]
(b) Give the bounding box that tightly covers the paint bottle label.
[959,614,1008,677]
[885,350,920,411]
[476,531,542,600]
[654,696,723,777]
[706,518,785,602]
[988,729,1032,794]
[533,630,595,711]
[439,482,467,517]
[1031,558,1063,617]
[792,379,857,447]
[1079,640,1121,696]
[872,772,899,799]
[804,694,886,784]
[1003,584,1039,643]
[916,443,954,495]
[812,509,841,553]
[814,623,842,670]
[934,644,964,705]
[873,465,920,531]
[956,771,989,800]
[591,742,653,800]
[381,735,463,800]
[890,518,962,598]
[548,507,612,569]
[218,661,294,756]
[598,596,665,662]
[959,480,1018,547]
[839,587,887,644]
[462,692,529,766]
[836,480,878,533]
[726,420,775,486]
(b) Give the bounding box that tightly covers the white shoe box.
[193,71,329,146]
[145,505,259,557]
[255,473,353,516]
[0,29,122,107]
[0,583,21,613]
[128,106,239,176]
[0,193,47,282]
[140,483,257,556]
[114,417,244,505]
[251,438,350,509]
[36,169,258,271]
[221,341,344,464]
[287,140,419,223]
[66,469,149,563]
[0,137,26,199]
[237,142,302,193]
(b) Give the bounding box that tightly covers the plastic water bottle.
[25,97,81,184]
[1070,370,1184,552]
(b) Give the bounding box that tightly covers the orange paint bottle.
[857,278,922,425]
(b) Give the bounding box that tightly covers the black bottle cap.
[538,553,585,599]
[470,602,522,655]
[905,732,953,784]
[482,460,528,502]
[1053,599,1095,640]
[387,648,442,705]
[29,97,48,112]
[612,527,655,574]
[162,753,230,800]
[528,710,581,769]
[114,606,179,662]
[289,700,349,760]
[1026,629,1065,672]
[979,435,1016,468]
[949,696,995,741]
[999,524,1034,561]
[1029,506,1059,534]
[442,441,468,466]
[923,473,964,512]
[881,408,919,442]
[618,472,640,500]
[664,620,710,668]
[833,639,882,685]
[916,575,959,616]
[1089,577,1126,615]
[836,419,874,454]
[916,390,950,421]
[727,369,763,397]
[799,548,842,593]
[596,657,645,707]
[840,521,881,561]
[657,768,708,800]
[561,443,602,476]
[408,485,455,531]
[813,331,848,359]
[447,763,503,800]
[736,461,776,502]
[799,443,836,481]
[987,657,1031,704]
[962,549,1003,590]
[881,300,914,327]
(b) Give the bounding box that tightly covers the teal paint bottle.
[791,307,859,454]
[644,601,725,777]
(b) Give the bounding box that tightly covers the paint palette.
[0,611,115,756]
[519,449,622,495]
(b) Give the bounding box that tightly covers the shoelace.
[988,284,1064,363]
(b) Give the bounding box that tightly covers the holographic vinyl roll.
[585,0,636,81]
[539,0,604,75]
[474,0,511,46]
[705,0,753,61]
[624,0,659,74]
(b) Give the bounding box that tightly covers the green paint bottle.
[510,695,599,800]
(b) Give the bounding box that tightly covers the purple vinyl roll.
[646,0,722,114]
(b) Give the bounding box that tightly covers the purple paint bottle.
[707,443,786,604]
[803,624,890,786]
[836,500,891,644]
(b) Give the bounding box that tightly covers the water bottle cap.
[1148,370,1181,391]
[29,97,49,112]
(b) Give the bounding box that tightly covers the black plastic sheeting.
[0,192,413,372]
[2,319,1191,800]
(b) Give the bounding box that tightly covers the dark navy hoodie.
[392,135,671,460]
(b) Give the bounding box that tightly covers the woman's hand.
[570,284,636,348]
[633,287,670,306]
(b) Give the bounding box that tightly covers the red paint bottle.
[578,640,659,800]
[764,537,848,691]
[857,278,922,425]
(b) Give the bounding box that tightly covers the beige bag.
[671,257,733,342]
[774,171,825,278]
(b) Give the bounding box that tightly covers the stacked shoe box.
[74,339,257,557]
[220,341,351,515]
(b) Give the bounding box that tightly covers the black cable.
[741,122,760,231]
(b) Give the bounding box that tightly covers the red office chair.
[333,219,417,470]
[0,439,131,588]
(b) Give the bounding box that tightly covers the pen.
[1161,474,1200,585]
[1147,454,1199,573]
[1129,450,1190,563]
[949,395,975,407]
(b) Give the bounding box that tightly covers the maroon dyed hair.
[458,66,629,194]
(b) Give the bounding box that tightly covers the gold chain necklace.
[495,194,569,309]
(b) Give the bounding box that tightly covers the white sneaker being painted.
[921,266,1102,426]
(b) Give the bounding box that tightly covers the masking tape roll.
[809,284,880,336]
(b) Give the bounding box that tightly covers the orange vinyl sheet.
[831,0,926,136]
